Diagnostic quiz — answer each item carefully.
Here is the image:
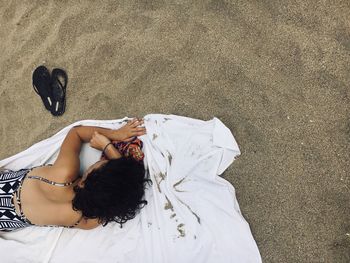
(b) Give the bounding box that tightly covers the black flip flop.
[51,68,68,116]
[32,66,53,111]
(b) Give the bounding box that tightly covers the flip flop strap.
[52,70,67,93]
[32,84,40,95]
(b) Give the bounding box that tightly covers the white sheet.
[0,114,261,263]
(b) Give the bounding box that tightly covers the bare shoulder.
[53,205,101,230]
[76,217,101,230]
[31,165,76,183]
[28,165,77,202]
[46,164,78,181]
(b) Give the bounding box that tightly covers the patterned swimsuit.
[0,166,83,232]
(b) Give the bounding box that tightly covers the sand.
[0,0,349,262]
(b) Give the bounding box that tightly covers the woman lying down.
[0,118,149,232]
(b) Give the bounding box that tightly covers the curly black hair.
[72,157,151,227]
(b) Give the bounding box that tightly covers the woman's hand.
[90,131,111,151]
[113,118,146,142]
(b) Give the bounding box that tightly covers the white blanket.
[0,114,261,263]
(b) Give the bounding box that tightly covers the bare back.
[13,166,99,229]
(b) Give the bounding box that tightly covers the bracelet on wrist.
[102,142,113,155]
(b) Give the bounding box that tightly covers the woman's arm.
[73,126,119,143]
[104,144,123,159]
[74,118,146,143]
[52,128,82,177]
[52,118,145,177]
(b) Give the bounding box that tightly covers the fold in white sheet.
[0,114,261,263]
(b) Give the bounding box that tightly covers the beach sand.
[0,1,349,261]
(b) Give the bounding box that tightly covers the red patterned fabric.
[100,137,144,162]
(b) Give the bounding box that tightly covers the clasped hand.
[89,118,146,151]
